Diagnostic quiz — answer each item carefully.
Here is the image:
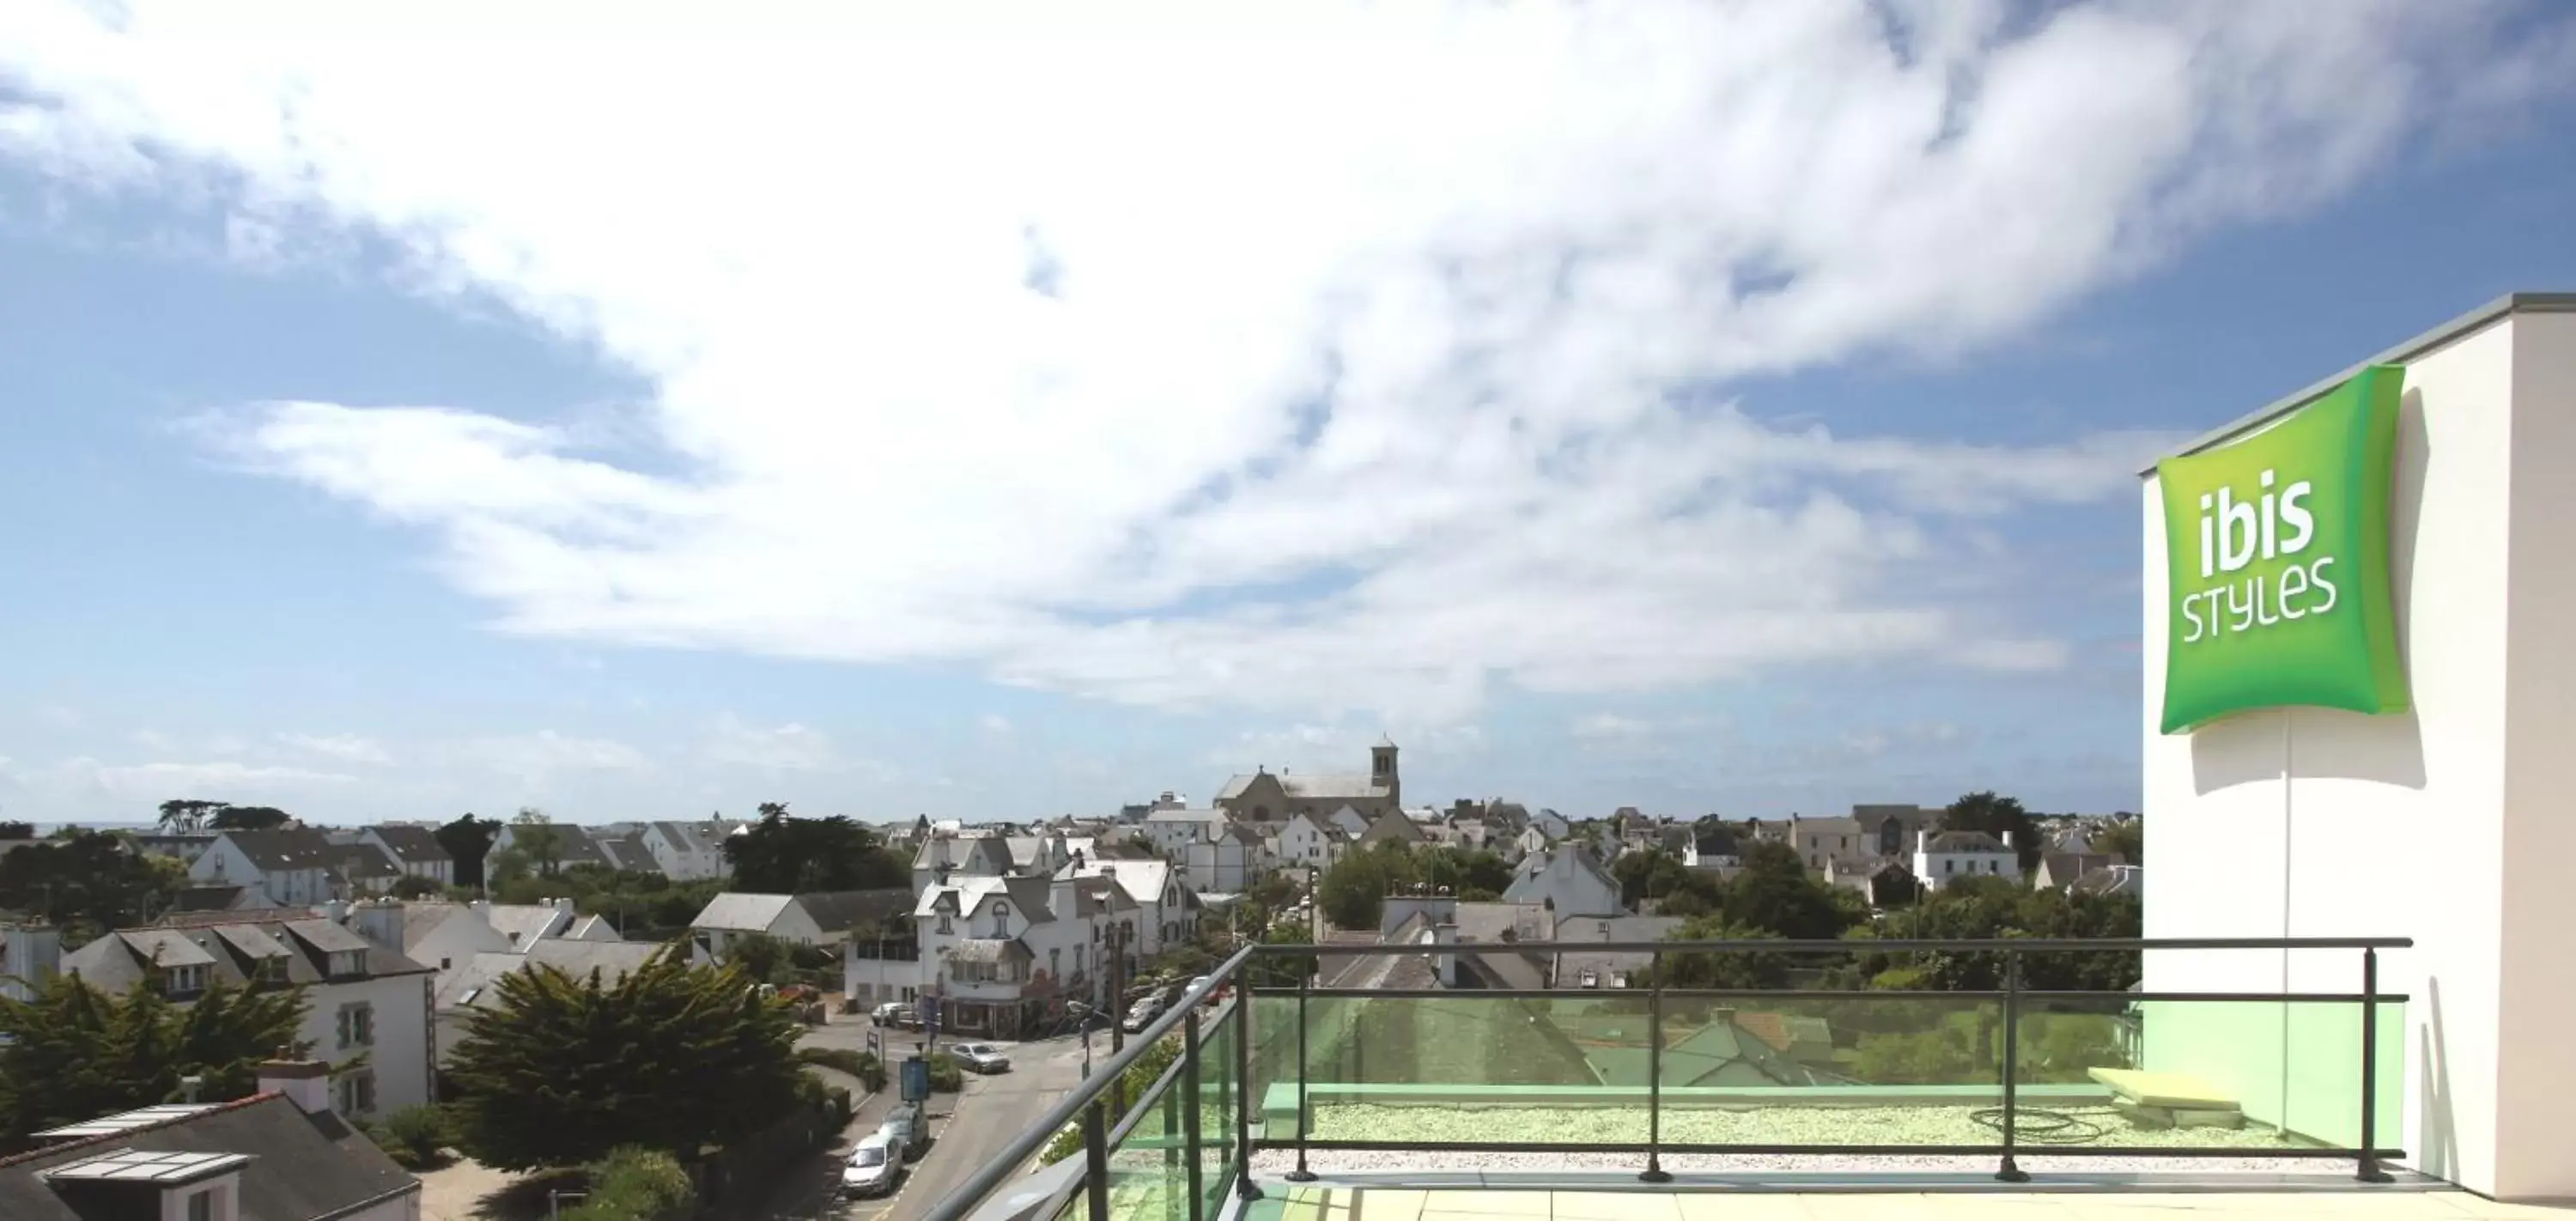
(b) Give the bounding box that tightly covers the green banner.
[2155,366,2409,733]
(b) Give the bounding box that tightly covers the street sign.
[900,1056,930,1103]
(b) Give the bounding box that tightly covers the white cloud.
[701,714,842,772]
[2,0,2565,722]
[436,731,651,777]
[276,732,395,765]
[978,714,1013,736]
[62,757,362,797]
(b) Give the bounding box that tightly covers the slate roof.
[691,892,793,932]
[793,889,917,934]
[480,903,568,950]
[0,1093,417,1221]
[1922,830,2008,853]
[363,824,451,864]
[327,842,401,882]
[168,885,260,914]
[592,835,659,874]
[64,916,433,993]
[217,829,337,872]
[437,939,668,1011]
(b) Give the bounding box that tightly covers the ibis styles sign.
[2155,365,2409,734]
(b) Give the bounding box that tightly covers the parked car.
[841,1133,902,1198]
[951,1042,1012,1073]
[879,1103,929,1158]
[1121,997,1163,1033]
[872,1001,914,1027]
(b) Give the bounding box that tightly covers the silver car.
[951,1042,1011,1073]
[841,1133,902,1198]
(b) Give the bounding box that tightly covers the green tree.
[564,1146,696,1221]
[725,931,793,984]
[1654,914,1791,989]
[1245,920,1318,987]
[510,808,566,878]
[435,813,505,889]
[2094,818,2142,866]
[208,805,291,832]
[0,974,307,1150]
[156,799,226,833]
[1941,791,2042,874]
[1315,843,1407,930]
[445,950,803,1170]
[721,805,908,894]
[0,830,186,937]
[1722,841,1851,940]
[0,821,36,841]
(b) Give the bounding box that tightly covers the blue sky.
[4,0,2575,827]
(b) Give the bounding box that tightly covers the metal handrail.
[920,933,2412,1220]
[920,942,1257,1221]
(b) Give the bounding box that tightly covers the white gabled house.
[641,819,743,881]
[189,829,339,907]
[1278,811,1348,871]
[687,889,914,963]
[1912,829,2021,890]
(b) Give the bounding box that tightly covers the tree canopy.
[435,813,504,889]
[444,950,804,1170]
[1721,841,1848,940]
[1312,842,1516,932]
[720,805,908,895]
[1941,791,2042,874]
[0,831,186,938]
[0,974,308,1151]
[2093,818,2142,866]
[207,805,292,832]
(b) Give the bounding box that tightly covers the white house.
[1182,823,1262,894]
[687,889,914,963]
[0,1075,424,1221]
[1911,829,2020,890]
[641,819,743,881]
[1324,805,1372,839]
[1499,843,1624,917]
[61,904,436,1118]
[1140,807,1230,857]
[357,825,453,889]
[189,829,338,907]
[1277,812,1348,870]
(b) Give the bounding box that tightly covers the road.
[758,1026,1096,1221]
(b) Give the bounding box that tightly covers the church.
[1213,737,1400,825]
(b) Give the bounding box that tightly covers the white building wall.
[296,972,436,1117]
[2142,302,2576,1200]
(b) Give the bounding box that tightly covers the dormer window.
[937,911,953,935]
[260,956,289,985]
[989,903,1011,938]
[327,951,366,978]
[165,963,209,999]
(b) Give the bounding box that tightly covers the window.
[165,964,209,998]
[260,956,289,985]
[328,951,365,978]
[1072,945,1084,975]
[188,1189,215,1221]
[989,903,1010,937]
[936,913,953,935]
[1943,859,1955,875]
[337,1069,376,1115]
[1048,948,1060,979]
[337,1002,374,1049]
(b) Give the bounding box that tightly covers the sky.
[4,0,2576,829]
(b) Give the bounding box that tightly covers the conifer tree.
[445,949,803,1170]
[0,975,307,1150]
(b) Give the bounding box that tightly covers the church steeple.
[1371,736,1400,806]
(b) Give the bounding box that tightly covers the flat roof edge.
[2139,291,2576,476]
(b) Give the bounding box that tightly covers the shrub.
[926,1054,963,1093]
[375,1105,453,1169]
[563,1146,695,1221]
[1040,1035,1182,1165]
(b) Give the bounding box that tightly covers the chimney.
[352,899,404,952]
[256,1053,332,1115]
[2001,830,2015,851]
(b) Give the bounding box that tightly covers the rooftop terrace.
[924,936,2426,1221]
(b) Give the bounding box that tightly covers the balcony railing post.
[1082,1098,1112,1221]
[2358,946,2391,1183]
[1996,947,2029,1183]
[1641,949,1671,1184]
[1234,976,1263,1202]
[1286,974,1316,1182]
[1183,1008,1205,1221]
